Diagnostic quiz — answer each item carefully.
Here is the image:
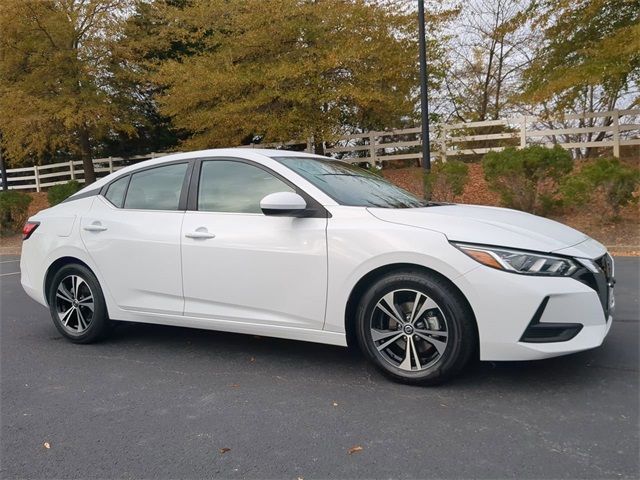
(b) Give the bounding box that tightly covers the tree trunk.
[493,38,505,120]
[78,126,96,185]
[480,41,495,121]
[0,148,7,191]
[312,129,325,155]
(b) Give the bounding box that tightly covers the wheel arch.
[344,263,479,350]
[44,256,95,306]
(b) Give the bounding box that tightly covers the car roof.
[78,148,327,194]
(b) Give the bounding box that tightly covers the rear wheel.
[48,264,110,343]
[355,270,476,385]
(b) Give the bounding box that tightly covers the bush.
[424,160,469,202]
[561,158,640,217]
[483,145,572,214]
[0,191,32,236]
[47,180,81,206]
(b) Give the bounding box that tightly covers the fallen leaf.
[332,402,338,407]
[219,447,231,454]
[230,384,240,388]
[347,445,363,455]
[43,442,50,449]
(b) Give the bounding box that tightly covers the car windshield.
[275,156,428,208]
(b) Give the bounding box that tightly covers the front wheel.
[355,270,476,385]
[48,263,110,343]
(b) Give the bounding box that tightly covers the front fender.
[322,207,479,333]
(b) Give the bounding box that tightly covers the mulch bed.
[28,192,49,217]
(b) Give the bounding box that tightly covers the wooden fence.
[2,153,173,192]
[2,108,638,191]
[325,108,640,164]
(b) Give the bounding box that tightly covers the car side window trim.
[99,159,195,211]
[186,157,329,218]
[61,186,101,204]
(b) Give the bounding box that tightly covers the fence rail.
[2,153,172,192]
[2,109,639,191]
[326,108,640,164]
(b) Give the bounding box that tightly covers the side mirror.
[260,192,308,216]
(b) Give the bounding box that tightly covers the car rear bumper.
[20,239,48,307]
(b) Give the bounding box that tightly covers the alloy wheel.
[55,275,95,334]
[370,289,449,371]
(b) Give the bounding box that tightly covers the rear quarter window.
[104,175,129,208]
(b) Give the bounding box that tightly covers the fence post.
[69,160,75,180]
[369,133,377,165]
[439,125,447,163]
[34,165,41,192]
[108,157,113,173]
[520,116,527,148]
[612,110,620,158]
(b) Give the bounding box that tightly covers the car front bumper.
[457,262,613,361]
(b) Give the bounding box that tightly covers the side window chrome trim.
[61,187,101,204]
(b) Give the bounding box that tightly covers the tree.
[440,0,534,122]
[140,0,453,151]
[520,0,640,112]
[0,0,138,184]
[101,0,188,158]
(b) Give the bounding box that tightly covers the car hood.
[368,204,597,254]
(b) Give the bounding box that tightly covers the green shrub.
[47,180,81,206]
[0,191,32,236]
[424,160,469,202]
[561,158,640,217]
[483,145,572,214]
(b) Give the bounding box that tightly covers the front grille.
[572,253,614,319]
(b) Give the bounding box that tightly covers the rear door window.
[123,163,188,211]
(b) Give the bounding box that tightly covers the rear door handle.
[83,222,107,232]
[185,227,215,239]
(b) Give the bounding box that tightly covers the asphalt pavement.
[1,255,638,479]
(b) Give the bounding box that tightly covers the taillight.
[22,221,40,240]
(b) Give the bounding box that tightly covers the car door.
[181,158,328,330]
[80,161,191,315]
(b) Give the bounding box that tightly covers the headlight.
[453,243,579,276]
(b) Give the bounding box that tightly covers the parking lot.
[1,254,638,479]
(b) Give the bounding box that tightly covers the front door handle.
[185,227,216,239]
[83,222,107,232]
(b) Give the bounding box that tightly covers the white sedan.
[20,149,615,384]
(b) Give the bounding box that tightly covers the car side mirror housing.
[260,192,308,216]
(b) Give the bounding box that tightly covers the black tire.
[355,269,476,385]
[47,263,110,344]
